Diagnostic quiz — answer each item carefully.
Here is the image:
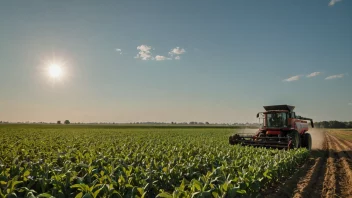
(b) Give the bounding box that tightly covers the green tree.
[64,120,70,124]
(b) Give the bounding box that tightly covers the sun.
[48,63,63,78]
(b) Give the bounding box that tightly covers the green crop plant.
[0,125,309,197]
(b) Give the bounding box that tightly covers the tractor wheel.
[229,134,240,145]
[302,133,312,151]
[288,130,300,149]
[257,132,265,141]
[229,135,235,145]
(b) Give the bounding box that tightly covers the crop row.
[0,126,309,197]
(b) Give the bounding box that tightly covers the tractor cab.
[257,105,296,129]
[265,111,289,128]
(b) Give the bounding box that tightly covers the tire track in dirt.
[321,134,337,197]
[292,152,326,198]
[339,139,352,148]
[327,134,352,197]
[329,134,352,161]
[289,129,328,198]
[329,136,352,160]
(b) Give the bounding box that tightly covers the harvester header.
[229,104,313,150]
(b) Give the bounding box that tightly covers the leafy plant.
[0,125,309,197]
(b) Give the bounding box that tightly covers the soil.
[264,129,352,198]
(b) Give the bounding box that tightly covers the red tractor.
[229,105,314,150]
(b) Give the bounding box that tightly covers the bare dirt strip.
[264,130,352,198]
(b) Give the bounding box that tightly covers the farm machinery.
[229,105,314,150]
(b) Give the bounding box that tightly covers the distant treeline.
[0,120,260,127]
[315,121,352,128]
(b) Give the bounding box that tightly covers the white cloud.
[155,55,171,61]
[306,72,321,78]
[115,48,122,54]
[325,74,344,80]
[348,103,352,106]
[283,75,301,82]
[169,47,186,56]
[135,45,154,60]
[135,45,186,61]
[329,0,342,6]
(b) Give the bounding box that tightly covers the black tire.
[302,133,312,151]
[257,132,265,141]
[288,130,300,149]
[229,134,240,145]
[229,135,235,145]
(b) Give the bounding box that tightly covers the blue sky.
[0,0,351,123]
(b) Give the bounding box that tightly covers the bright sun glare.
[48,64,63,78]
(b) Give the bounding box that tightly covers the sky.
[0,0,351,123]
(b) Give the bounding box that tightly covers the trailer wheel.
[302,133,312,151]
[288,130,300,149]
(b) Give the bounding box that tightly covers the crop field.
[0,125,310,198]
[327,129,352,142]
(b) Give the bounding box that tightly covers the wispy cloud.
[135,45,186,61]
[329,0,342,6]
[325,74,344,80]
[155,55,171,61]
[283,75,301,82]
[348,103,352,106]
[306,72,321,78]
[135,45,154,60]
[169,47,186,56]
[115,48,122,55]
